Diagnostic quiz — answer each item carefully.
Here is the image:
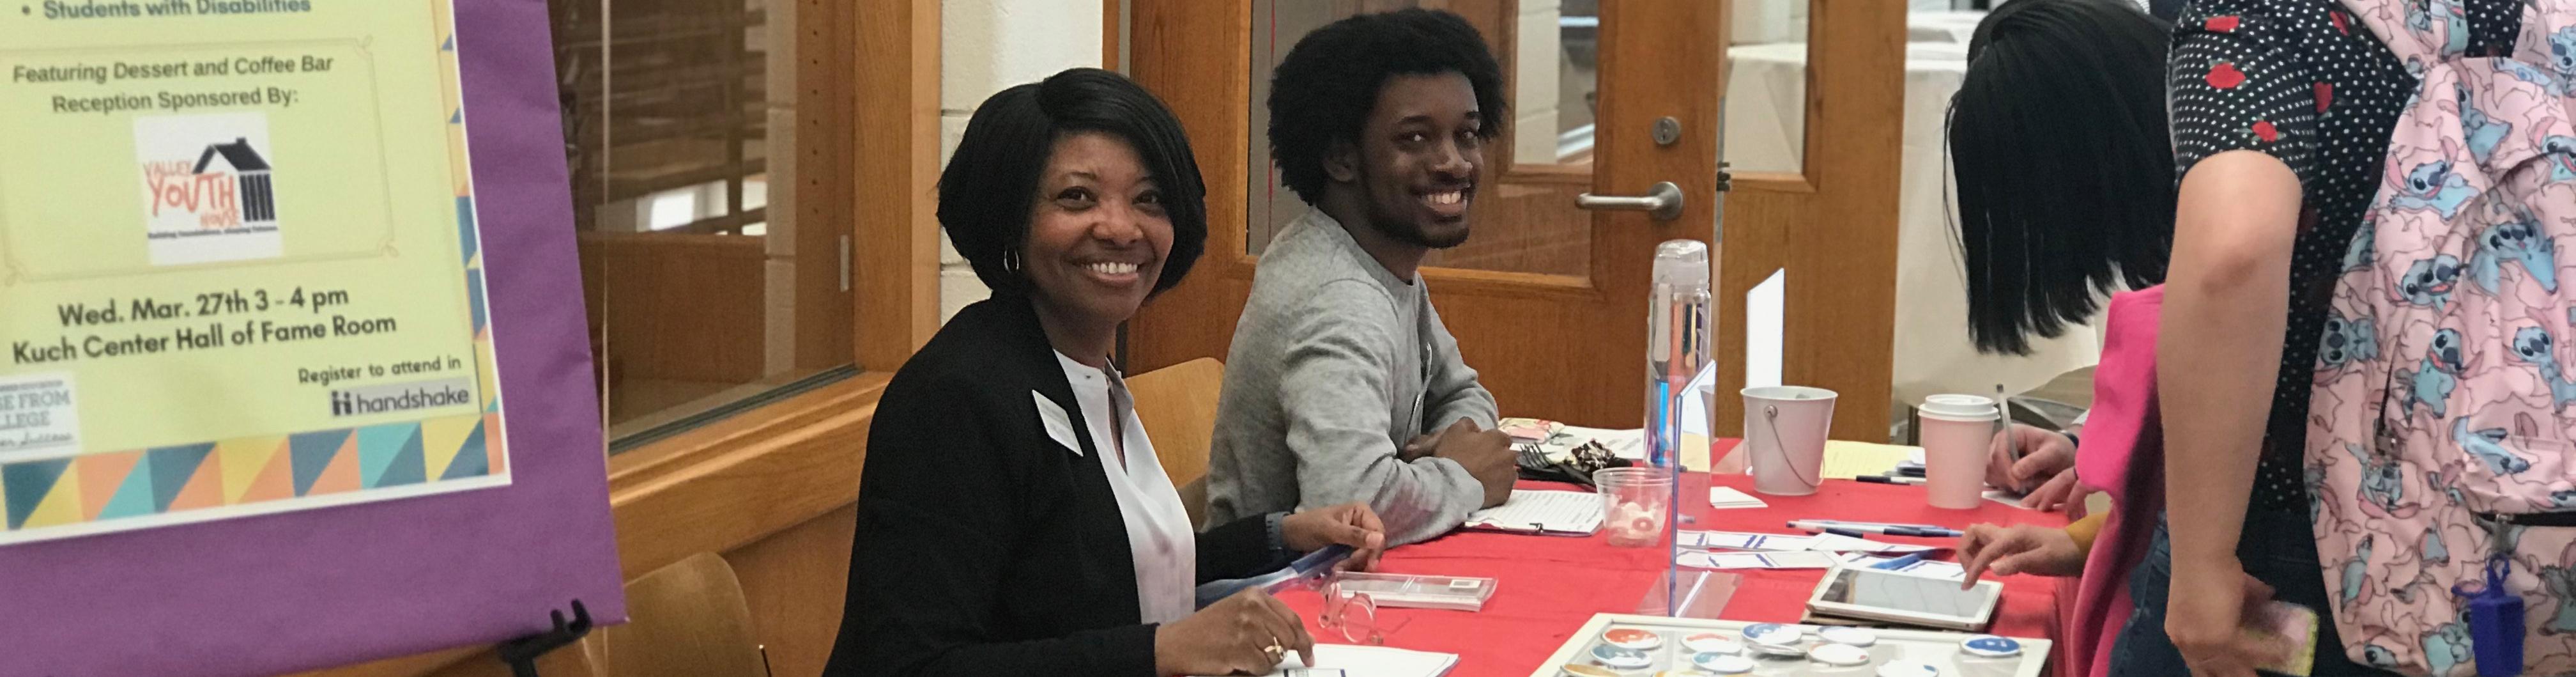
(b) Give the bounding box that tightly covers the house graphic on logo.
[133,112,283,265]
[194,137,276,226]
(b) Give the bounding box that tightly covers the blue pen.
[1884,526,1965,538]
[1802,518,1951,531]
[1871,552,1929,571]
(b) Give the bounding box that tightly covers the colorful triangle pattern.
[356,423,412,488]
[466,270,487,333]
[289,430,350,497]
[148,444,214,512]
[4,458,72,530]
[96,453,156,520]
[217,437,285,503]
[442,421,490,480]
[75,451,141,520]
[456,196,479,263]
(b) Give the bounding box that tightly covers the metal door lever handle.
[1575,181,1684,221]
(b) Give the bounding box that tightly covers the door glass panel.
[1722,0,1813,175]
[1249,0,1602,276]
[1246,0,1809,278]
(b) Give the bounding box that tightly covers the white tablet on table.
[1805,564,2002,632]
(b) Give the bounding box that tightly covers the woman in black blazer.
[822,68,1389,677]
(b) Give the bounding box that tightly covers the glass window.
[549,0,851,444]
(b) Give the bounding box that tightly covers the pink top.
[2065,286,2166,677]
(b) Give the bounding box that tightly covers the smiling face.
[1021,132,1173,332]
[1330,72,1484,249]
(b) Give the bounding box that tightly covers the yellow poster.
[0,0,508,544]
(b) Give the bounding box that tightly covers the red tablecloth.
[1278,472,2073,677]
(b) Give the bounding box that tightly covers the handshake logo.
[329,378,475,417]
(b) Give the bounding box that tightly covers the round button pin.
[1741,623,1802,646]
[1693,652,1758,674]
[1749,641,1807,657]
[1590,644,1653,670]
[1819,626,1879,647]
[1808,642,1872,666]
[1878,661,1943,677]
[1602,627,1664,650]
[1681,632,1741,655]
[1960,635,2023,658]
[1560,665,1620,677]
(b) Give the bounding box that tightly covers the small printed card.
[1708,486,1768,510]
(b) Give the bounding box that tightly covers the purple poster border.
[0,1,626,674]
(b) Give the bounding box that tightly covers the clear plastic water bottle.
[1646,239,1711,469]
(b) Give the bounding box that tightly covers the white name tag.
[1032,391,1082,456]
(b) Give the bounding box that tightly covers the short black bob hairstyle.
[1268,8,1508,207]
[940,67,1208,297]
[1945,0,2175,355]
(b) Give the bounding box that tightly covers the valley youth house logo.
[133,112,284,265]
[329,378,475,418]
[142,136,277,234]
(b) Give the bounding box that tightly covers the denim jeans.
[2110,511,2403,677]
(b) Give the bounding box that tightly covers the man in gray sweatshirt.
[1200,9,1518,546]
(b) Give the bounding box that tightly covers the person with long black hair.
[1937,3,2175,676]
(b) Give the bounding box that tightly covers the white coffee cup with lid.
[1920,395,2000,510]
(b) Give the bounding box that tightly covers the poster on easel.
[1,0,504,543]
[0,1,623,674]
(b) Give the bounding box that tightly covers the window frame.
[600,0,937,586]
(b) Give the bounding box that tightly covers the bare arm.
[2158,150,2301,667]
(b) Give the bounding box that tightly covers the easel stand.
[496,600,593,677]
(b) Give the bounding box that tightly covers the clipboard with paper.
[1461,490,1604,536]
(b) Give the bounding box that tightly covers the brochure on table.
[1529,613,2050,677]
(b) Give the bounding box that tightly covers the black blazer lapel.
[985,295,1140,615]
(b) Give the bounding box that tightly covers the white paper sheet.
[1219,644,1462,677]
[1678,549,1839,570]
[1463,490,1605,535]
[1684,530,1936,554]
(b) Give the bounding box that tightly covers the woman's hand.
[2020,467,2094,516]
[1982,424,2074,492]
[2166,556,2285,677]
[1956,524,2085,586]
[1154,589,1314,676]
[1282,502,1387,572]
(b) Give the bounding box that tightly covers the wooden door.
[1126,0,1903,439]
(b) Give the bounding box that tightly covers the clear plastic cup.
[1594,466,1678,547]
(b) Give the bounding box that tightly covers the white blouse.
[1055,351,1198,625]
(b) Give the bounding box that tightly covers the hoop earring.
[1001,248,1022,273]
